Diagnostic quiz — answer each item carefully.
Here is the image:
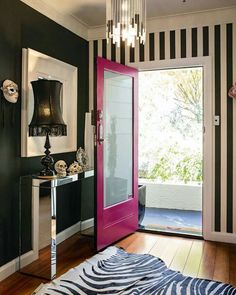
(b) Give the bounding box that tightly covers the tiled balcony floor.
[140,207,202,236]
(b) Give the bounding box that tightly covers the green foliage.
[138,67,203,184]
[149,155,172,181]
[175,153,202,183]
[143,145,202,183]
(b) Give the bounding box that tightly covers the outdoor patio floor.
[140,207,202,236]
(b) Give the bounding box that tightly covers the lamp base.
[40,131,55,177]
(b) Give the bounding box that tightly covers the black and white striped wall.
[89,8,236,242]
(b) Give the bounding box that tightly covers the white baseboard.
[57,221,81,245]
[81,218,94,231]
[0,218,94,282]
[55,218,94,245]
[0,250,37,282]
[204,231,236,244]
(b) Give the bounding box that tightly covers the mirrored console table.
[19,170,94,280]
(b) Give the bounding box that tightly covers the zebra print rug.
[34,246,236,295]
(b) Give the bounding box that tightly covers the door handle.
[98,123,104,144]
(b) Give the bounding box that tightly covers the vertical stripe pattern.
[159,32,165,60]
[149,33,155,61]
[186,28,192,57]
[144,32,150,62]
[203,26,209,56]
[111,41,116,61]
[98,39,102,57]
[154,32,159,61]
[226,23,233,233]
[175,29,181,59]
[130,46,134,63]
[233,22,236,234]
[139,42,145,62]
[120,40,125,65]
[181,29,187,58]
[170,30,176,59]
[220,24,227,233]
[197,26,203,57]
[102,39,107,58]
[214,25,221,232]
[93,40,98,114]
[192,27,198,57]
[89,41,94,111]
[89,22,235,236]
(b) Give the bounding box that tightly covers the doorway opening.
[138,67,203,237]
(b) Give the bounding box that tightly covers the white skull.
[67,161,83,175]
[1,80,19,103]
[54,160,67,177]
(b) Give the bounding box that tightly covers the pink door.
[96,57,138,251]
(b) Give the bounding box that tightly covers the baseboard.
[81,218,94,231]
[0,250,37,282]
[57,221,81,245]
[55,218,94,244]
[204,231,236,244]
[0,218,94,282]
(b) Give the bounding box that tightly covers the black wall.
[0,0,89,266]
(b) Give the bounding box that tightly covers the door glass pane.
[104,71,133,207]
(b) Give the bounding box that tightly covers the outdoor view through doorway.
[139,67,203,236]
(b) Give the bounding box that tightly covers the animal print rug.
[34,246,236,294]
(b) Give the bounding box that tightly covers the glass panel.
[19,176,54,280]
[104,71,133,207]
[19,172,95,279]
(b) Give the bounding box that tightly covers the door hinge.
[91,110,103,125]
[94,133,97,147]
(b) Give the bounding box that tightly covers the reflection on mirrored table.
[19,170,94,280]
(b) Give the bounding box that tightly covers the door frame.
[129,57,213,241]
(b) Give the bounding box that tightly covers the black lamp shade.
[29,79,67,137]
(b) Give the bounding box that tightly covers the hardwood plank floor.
[157,236,182,267]
[213,243,230,284]
[1,232,236,294]
[170,238,193,272]
[182,240,203,277]
[229,244,236,286]
[198,241,216,280]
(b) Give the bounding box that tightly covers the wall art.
[21,48,78,157]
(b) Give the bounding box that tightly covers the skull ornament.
[54,160,67,177]
[67,161,83,175]
[1,80,19,103]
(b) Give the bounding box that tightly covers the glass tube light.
[106,0,146,48]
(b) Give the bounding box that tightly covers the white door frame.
[129,57,213,240]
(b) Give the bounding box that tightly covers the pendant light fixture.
[106,0,146,48]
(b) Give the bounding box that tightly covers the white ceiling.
[43,0,236,27]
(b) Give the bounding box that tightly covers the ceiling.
[43,0,236,27]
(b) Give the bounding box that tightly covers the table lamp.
[29,79,67,177]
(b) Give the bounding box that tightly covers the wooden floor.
[1,232,236,294]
